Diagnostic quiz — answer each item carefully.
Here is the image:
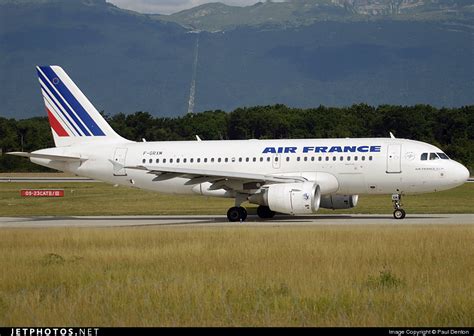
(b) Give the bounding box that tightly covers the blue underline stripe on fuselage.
[37,68,91,136]
[39,81,82,136]
[40,66,105,136]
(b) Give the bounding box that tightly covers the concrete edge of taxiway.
[0,214,472,228]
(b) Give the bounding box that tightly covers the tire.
[393,208,406,219]
[238,207,248,221]
[257,205,275,219]
[227,207,241,222]
[227,206,247,222]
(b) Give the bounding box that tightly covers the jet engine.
[249,182,321,215]
[319,195,359,209]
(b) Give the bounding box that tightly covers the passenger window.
[304,157,308,162]
[142,159,146,164]
[311,157,315,162]
[340,156,343,161]
[267,157,271,162]
[325,157,329,161]
[332,157,336,161]
[246,157,249,162]
[421,153,428,161]
[354,156,358,161]
[197,158,200,163]
[238,158,242,162]
[190,158,194,163]
[260,157,264,162]
[297,157,300,162]
[275,157,279,162]
[286,157,290,162]
[170,159,173,163]
[318,157,322,161]
[369,156,373,161]
[211,158,214,163]
[225,158,229,163]
[156,159,159,163]
[361,156,365,161]
[218,158,221,163]
[183,158,186,163]
[149,159,152,164]
[176,158,180,163]
[347,156,351,161]
[163,159,166,163]
[429,153,439,160]
[253,157,256,162]
[204,158,207,163]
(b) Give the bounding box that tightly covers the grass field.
[1,180,472,326]
[0,182,473,217]
[0,225,472,326]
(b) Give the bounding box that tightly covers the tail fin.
[36,65,127,147]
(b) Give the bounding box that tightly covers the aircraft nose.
[453,162,470,184]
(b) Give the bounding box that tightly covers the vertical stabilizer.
[36,65,127,147]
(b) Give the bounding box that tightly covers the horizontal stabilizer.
[7,152,87,162]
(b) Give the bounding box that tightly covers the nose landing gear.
[392,194,406,219]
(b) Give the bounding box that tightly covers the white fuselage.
[31,137,469,198]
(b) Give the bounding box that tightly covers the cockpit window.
[421,153,428,161]
[429,153,440,160]
[437,152,450,160]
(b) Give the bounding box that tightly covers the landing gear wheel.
[391,193,406,219]
[393,208,406,220]
[238,207,248,221]
[227,206,247,222]
[257,205,275,219]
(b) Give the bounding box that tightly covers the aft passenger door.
[113,148,128,176]
[386,144,401,173]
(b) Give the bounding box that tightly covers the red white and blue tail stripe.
[37,65,125,147]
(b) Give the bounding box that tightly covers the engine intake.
[319,195,359,209]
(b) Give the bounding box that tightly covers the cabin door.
[113,148,128,176]
[386,144,402,173]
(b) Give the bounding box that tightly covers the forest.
[1,104,473,173]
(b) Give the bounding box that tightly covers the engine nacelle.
[265,182,321,215]
[319,195,359,209]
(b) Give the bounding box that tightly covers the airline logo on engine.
[262,145,382,154]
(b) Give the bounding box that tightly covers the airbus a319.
[8,66,470,221]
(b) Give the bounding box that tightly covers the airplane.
[8,66,470,221]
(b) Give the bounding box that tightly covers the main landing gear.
[227,194,248,222]
[392,194,406,219]
[257,205,275,219]
[227,207,247,222]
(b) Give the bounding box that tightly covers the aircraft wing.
[6,152,87,162]
[125,165,306,186]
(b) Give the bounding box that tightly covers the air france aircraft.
[8,66,470,221]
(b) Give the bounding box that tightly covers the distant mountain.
[0,0,473,119]
[156,0,474,31]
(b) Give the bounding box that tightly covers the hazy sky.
[107,1,284,15]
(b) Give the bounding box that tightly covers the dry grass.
[0,225,472,326]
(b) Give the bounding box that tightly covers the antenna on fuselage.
[389,132,396,139]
